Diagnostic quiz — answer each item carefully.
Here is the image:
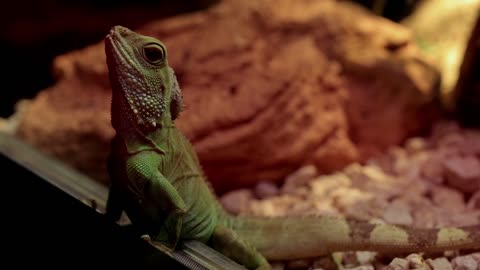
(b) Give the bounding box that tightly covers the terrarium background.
[2,0,480,269]
[0,0,416,118]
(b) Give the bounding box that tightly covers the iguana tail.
[226,215,480,260]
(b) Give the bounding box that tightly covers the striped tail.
[227,215,480,261]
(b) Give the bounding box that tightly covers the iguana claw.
[140,234,175,257]
[140,234,152,244]
[152,242,175,257]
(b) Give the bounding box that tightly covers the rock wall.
[15,0,440,192]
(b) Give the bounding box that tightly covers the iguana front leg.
[105,183,123,222]
[126,152,186,252]
[105,149,125,222]
[152,205,185,253]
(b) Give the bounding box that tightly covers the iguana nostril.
[114,25,133,37]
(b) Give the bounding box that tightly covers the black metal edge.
[0,132,109,212]
[0,132,247,270]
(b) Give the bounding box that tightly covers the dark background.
[0,0,219,117]
[0,0,420,118]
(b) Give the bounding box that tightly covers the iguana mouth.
[105,28,138,72]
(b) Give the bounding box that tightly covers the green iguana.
[104,25,480,270]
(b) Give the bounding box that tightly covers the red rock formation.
[15,0,440,192]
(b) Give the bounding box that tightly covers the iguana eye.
[143,43,165,65]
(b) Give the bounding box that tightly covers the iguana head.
[105,25,182,132]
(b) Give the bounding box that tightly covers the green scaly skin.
[104,26,480,270]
